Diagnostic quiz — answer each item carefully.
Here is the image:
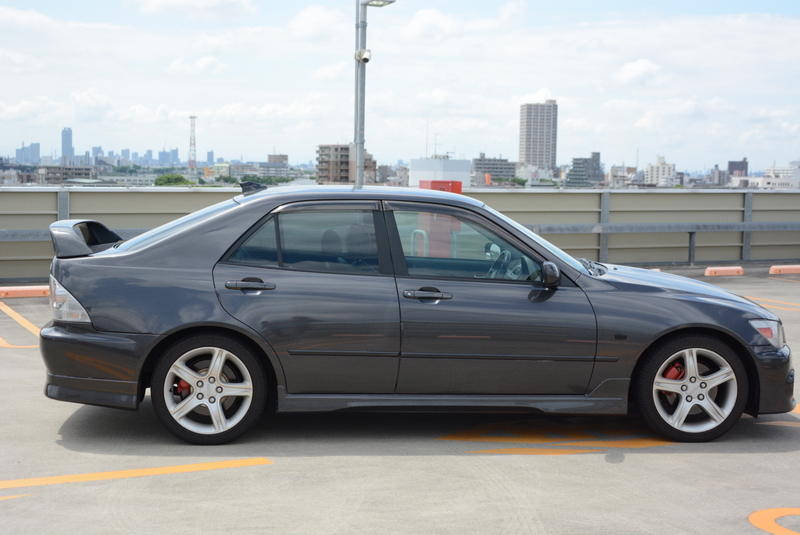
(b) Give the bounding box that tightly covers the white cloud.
[132,0,256,19]
[613,59,667,86]
[313,62,349,81]
[0,97,70,123]
[167,56,229,75]
[0,48,45,72]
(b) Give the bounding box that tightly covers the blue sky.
[2,1,799,171]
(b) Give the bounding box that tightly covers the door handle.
[403,290,452,300]
[225,280,276,291]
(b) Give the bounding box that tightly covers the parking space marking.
[768,277,800,284]
[469,448,598,456]
[439,419,676,455]
[744,297,800,312]
[0,302,42,337]
[0,494,32,501]
[0,301,41,348]
[749,508,800,535]
[0,457,271,492]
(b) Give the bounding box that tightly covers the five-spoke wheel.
[151,334,267,445]
[635,335,747,442]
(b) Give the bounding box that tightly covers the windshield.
[109,199,238,253]
[482,204,590,276]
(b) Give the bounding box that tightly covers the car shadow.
[55,398,800,459]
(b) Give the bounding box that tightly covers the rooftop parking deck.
[1,265,799,533]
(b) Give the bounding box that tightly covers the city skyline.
[2,1,799,171]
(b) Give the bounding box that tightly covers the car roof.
[234,185,485,210]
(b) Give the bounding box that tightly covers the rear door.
[385,201,597,395]
[214,201,400,394]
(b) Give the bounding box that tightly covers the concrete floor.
[1,266,799,534]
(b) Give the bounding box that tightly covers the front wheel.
[634,335,748,442]
[151,334,267,445]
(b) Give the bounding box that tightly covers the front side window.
[393,209,542,281]
[228,209,380,274]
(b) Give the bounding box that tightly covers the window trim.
[383,201,546,284]
[220,201,392,277]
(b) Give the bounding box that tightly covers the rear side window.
[228,209,380,274]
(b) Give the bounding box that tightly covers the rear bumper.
[45,373,138,410]
[40,322,158,410]
[754,344,795,414]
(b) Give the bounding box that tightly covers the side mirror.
[542,262,560,287]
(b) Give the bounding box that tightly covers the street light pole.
[354,0,394,190]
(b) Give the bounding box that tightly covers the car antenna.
[240,181,267,196]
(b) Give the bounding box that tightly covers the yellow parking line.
[0,458,271,491]
[0,335,38,349]
[469,448,598,456]
[0,494,32,501]
[749,508,800,535]
[767,277,800,284]
[0,302,41,337]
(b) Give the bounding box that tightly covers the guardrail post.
[57,190,70,221]
[688,232,696,266]
[599,190,610,263]
[742,192,752,262]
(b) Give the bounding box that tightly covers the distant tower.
[519,100,558,171]
[61,127,74,166]
[188,116,197,174]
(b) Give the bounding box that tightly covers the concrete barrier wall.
[1,187,799,281]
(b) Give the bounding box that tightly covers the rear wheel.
[151,334,267,445]
[635,335,747,442]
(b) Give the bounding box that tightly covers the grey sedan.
[40,186,794,444]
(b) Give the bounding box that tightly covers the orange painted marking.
[757,421,800,428]
[0,494,33,501]
[438,422,595,444]
[770,265,800,275]
[0,458,271,491]
[792,406,800,415]
[745,297,800,308]
[0,286,49,298]
[749,508,800,535]
[0,335,38,349]
[558,437,675,449]
[704,266,744,276]
[0,302,41,337]
[469,448,598,456]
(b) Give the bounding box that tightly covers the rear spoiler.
[49,219,123,258]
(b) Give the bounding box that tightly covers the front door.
[386,202,597,395]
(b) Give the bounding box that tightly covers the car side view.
[40,186,794,444]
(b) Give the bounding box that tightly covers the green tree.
[154,174,192,186]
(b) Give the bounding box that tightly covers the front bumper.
[753,343,795,414]
[40,322,159,410]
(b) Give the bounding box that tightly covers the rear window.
[110,199,238,253]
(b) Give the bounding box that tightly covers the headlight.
[749,319,785,348]
[50,276,91,323]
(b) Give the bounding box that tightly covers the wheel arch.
[138,325,282,406]
[627,326,760,417]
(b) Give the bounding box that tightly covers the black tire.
[151,334,267,445]
[634,335,748,442]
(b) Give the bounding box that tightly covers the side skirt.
[276,379,630,415]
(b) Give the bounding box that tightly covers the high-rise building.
[566,152,604,187]
[472,153,517,184]
[170,148,179,165]
[645,155,677,186]
[519,100,558,171]
[92,146,104,159]
[207,151,214,165]
[316,144,376,184]
[61,127,74,165]
[728,158,748,177]
[268,154,289,164]
[121,149,130,160]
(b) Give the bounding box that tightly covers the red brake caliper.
[175,379,192,397]
[663,362,685,402]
